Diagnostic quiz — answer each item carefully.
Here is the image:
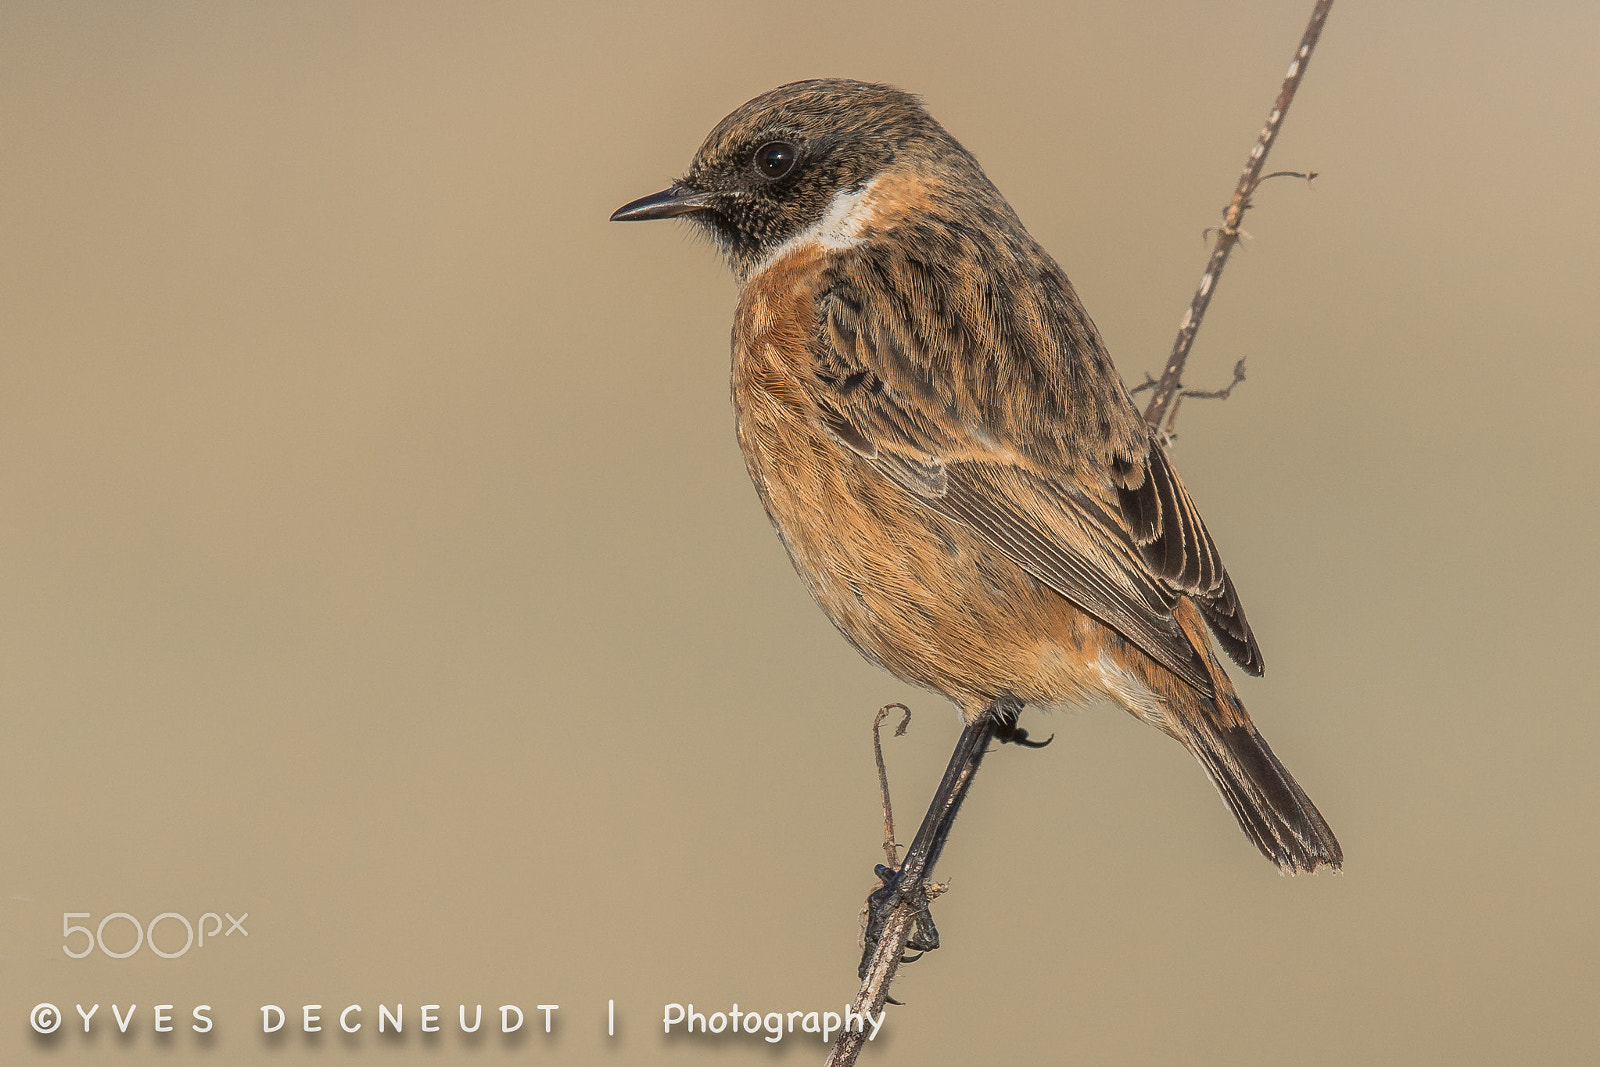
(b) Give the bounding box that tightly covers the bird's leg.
[859,709,1000,978]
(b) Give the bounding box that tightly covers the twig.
[1159,357,1249,442]
[1182,358,1249,402]
[1142,0,1333,434]
[825,903,916,1067]
[828,5,1335,1064]
[872,704,913,869]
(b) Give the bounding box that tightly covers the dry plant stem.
[830,6,1335,1065]
[824,903,917,1067]
[1156,357,1249,442]
[872,704,913,869]
[1142,0,1334,434]
[826,717,997,1067]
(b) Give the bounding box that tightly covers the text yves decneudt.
[28,999,887,1046]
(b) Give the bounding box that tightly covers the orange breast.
[729,243,1109,718]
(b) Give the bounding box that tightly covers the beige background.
[3,1,1596,1063]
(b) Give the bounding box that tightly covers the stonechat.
[612,79,1340,873]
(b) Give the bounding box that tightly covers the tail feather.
[1182,708,1342,873]
[1171,597,1342,874]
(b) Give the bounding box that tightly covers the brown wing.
[809,248,1262,693]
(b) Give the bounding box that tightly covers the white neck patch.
[741,176,884,283]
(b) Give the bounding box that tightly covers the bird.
[611,78,1340,874]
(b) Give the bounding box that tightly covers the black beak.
[610,185,718,222]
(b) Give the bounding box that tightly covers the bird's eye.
[754,141,798,180]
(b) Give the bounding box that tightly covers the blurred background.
[2,1,1596,1063]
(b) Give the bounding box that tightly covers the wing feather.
[809,254,1264,689]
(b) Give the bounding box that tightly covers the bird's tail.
[1170,599,1342,874]
[1179,691,1342,873]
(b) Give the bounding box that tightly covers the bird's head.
[611,79,962,279]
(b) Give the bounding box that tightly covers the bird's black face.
[673,125,887,270]
[611,79,944,277]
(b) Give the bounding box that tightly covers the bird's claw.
[859,864,942,979]
[993,721,1054,748]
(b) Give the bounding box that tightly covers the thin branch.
[1142,0,1333,431]
[872,704,913,869]
[1159,356,1248,439]
[1181,357,1248,403]
[1257,169,1318,185]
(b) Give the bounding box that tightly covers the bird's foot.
[858,863,943,979]
[992,720,1053,747]
[990,702,1053,748]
